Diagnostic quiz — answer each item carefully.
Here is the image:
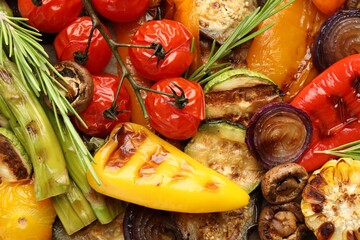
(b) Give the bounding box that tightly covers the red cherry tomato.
[73,73,131,138]
[145,77,205,140]
[53,16,112,74]
[129,19,194,81]
[92,0,150,23]
[18,0,82,33]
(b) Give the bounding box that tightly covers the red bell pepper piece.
[291,54,360,172]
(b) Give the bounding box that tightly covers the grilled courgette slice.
[0,127,32,182]
[204,69,283,126]
[185,121,265,193]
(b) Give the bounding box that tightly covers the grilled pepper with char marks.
[87,122,249,213]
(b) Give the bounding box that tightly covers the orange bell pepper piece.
[246,0,326,102]
[312,0,346,16]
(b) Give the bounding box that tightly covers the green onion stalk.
[0,0,100,187]
[44,104,124,224]
[0,50,70,200]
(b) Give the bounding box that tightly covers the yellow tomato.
[0,180,56,240]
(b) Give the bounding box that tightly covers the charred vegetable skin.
[291,54,360,172]
[312,9,360,72]
[87,122,249,213]
[301,158,360,239]
[245,102,313,169]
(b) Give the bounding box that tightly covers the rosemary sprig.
[316,140,360,160]
[0,1,100,184]
[189,0,295,84]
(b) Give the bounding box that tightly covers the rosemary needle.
[0,3,100,184]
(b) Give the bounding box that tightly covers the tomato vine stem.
[81,0,189,119]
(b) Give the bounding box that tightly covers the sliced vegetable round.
[261,163,308,204]
[47,60,93,114]
[245,102,313,169]
[123,203,183,240]
[312,9,360,72]
[258,202,308,240]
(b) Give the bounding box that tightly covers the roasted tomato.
[72,73,131,138]
[18,0,83,33]
[92,0,150,23]
[129,19,194,81]
[145,77,205,140]
[53,16,112,74]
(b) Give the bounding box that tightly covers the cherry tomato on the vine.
[53,16,112,74]
[145,77,205,140]
[129,19,194,81]
[92,0,150,23]
[72,73,131,138]
[18,0,83,33]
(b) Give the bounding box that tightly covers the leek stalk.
[0,50,69,200]
[44,105,123,224]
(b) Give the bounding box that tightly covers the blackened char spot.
[317,222,334,240]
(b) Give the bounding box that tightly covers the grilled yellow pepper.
[301,158,360,239]
[87,122,249,213]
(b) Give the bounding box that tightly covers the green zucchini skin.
[204,69,283,126]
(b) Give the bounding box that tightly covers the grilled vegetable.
[123,203,183,240]
[45,60,94,114]
[0,51,69,200]
[0,127,31,182]
[312,9,360,72]
[246,102,313,170]
[195,0,258,44]
[261,163,308,204]
[203,69,282,126]
[87,122,249,213]
[185,121,265,193]
[0,180,57,240]
[301,158,360,240]
[173,190,261,240]
[258,202,308,240]
[247,0,326,101]
[52,180,97,235]
[291,54,360,172]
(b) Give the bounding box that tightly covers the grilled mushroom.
[258,202,308,240]
[45,60,93,114]
[261,163,308,204]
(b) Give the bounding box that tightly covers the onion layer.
[312,9,360,72]
[245,102,313,169]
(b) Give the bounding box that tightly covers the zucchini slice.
[185,121,264,193]
[0,127,32,182]
[204,69,283,126]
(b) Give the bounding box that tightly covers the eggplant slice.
[196,0,258,44]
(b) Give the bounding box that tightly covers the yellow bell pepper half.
[87,122,249,213]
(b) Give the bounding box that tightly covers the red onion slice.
[312,9,360,72]
[245,102,313,169]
